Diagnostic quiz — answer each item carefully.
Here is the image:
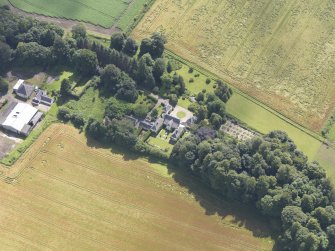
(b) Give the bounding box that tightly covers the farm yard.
[8,0,153,31]
[0,124,273,250]
[132,0,335,132]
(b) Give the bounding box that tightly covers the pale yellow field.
[132,0,335,132]
[0,124,273,250]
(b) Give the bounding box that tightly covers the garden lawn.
[147,135,173,154]
[176,65,214,95]
[44,71,73,93]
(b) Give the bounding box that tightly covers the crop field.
[132,0,335,132]
[0,124,273,250]
[9,0,151,30]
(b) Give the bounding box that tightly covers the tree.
[149,32,166,59]
[57,107,71,121]
[169,94,178,106]
[281,206,308,228]
[210,113,223,129]
[0,41,11,74]
[137,54,156,89]
[15,42,51,67]
[73,49,98,77]
[115,73,138,102]
[123,37,138,57]
[139,38,152,57]
[100,64,122,92]
[52,35,71,63]
[195,105,208,121]
[110,33,126,51]
[60,78,72,96]
[133,104,148,119]
[139,33,166,59]
[214,80,233,102]
[0,77,9,93]
[71,23,86,39]
[166,61,173,73]
[153,58,166,82]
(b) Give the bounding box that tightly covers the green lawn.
[177,111,186,119]
[226,94,321,159]
[147,132,173,154]
[315,145,335,184]
[63,87,106,121]
[176,65,214,96]
[177,97,192,109]
[327,125,335,142]
[10,0,152,30]
[44,71,73,93]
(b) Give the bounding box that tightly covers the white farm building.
[0,102,43,136]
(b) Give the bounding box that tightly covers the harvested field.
[132,0,335,132]
[0,124,273,250]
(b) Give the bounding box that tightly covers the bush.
[194,73,200,77]
[72,114,85,128]
[58,108,71,121]
[133,104,149,119]
[0,77,9,94]
[206,78,211,84]
[189,78,194,83]
[188,67,194,73]
[148,94,158,103]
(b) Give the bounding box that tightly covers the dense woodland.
[1,6,334,250]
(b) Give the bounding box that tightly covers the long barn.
[0,102,43,136]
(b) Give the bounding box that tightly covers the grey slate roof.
[170,126,185,143]
[17,83,34,98]
[164,114,180,131]
[33,90,54,106]
[139,120,153,131]
[151,117,164,133]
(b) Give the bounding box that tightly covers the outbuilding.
[0,102,42,136]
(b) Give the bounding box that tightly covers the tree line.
[172,130,335,250]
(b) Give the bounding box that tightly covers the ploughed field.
[0,124,273,250]
[9,0,150,30]
[132,0,335,132]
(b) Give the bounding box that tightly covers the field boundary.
[123,0,157,35]
[165,50,327,146]
[7,0,119,33]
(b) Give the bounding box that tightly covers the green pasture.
[9,0,151,30]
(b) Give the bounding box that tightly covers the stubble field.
[132,0,335,132]
[0,124,273,250]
